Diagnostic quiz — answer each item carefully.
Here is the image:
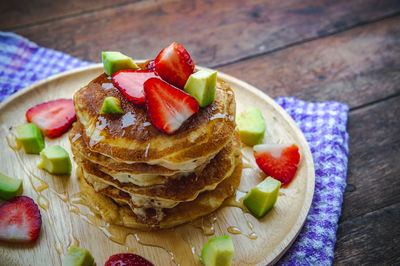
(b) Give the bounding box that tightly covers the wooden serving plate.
[0,64,314,265]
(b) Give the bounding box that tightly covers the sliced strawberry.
[112,70,158,105]
[154,42,194,89]
[0,196,42,243]
[144,78,199,134]
[105,253,154,266]
[26,98,76,138]
[254,144,300,186]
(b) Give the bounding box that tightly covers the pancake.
[77,159,242,229]
[73,73,236,171]
[80,133,241,204]
[70,123,186,186]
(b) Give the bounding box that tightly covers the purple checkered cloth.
[0,31,349,265]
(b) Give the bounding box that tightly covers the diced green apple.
[243,177,281,218]
[201,235,234,266]
[184,69,217,107]
[15,123,45,154]
[63,246,94,266]
[102,51,139,76]
[236,108,265,146]
[0,173,23,200]
[100,97,124,114]
[38,145,72,175]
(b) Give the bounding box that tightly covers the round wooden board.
[0,64,314,266]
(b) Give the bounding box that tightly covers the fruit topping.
[105,253,154,266]
[154,42,194,89]
[112,70,157,105]
[63,246,95,266]
[102,51,139,76]
[243,177,281,217]
[15,123,45,154]
[144,78,199,134]
[100,97,124,114]
[0,196,42,243]
[184,69,217,108]
[201,235,234,266]
[38,145,72,175]
[236,108,266,146]
[0,173,23,200]
[26,98,76,138]
[254,144,300,186]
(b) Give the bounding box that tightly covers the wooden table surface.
[1,0,399,264]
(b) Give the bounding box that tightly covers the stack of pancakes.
[69,69,242,229]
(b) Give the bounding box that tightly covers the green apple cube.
[63,246,94,266]
[15,123,45,154]
[100,97,124,114]
[102,51,139,76]
[201,235,234,266]
[0,173,23,200]
[184,69,217,107]
[236,108,266,146]
[243,177,281,218]
[38,145,72,175]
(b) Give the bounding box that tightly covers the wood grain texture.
[0,0,135,30]
[334,202,400,265]
[340,96,400,222]
[11,0,400,66]
[219,15,400,108]
[0,65,314,265]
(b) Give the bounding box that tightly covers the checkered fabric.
[0,31,349,265]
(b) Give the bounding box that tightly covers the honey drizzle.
[222,190,259,240]
[190,215,217,235]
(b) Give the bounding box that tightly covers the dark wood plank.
[219,15,400,108]
[339,96,400,221]
[12,0,400,66]
[334,202,400,265]
[0,0,134,30]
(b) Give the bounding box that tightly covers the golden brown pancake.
[73,73,236,171]
[70,123,191,186]
[79,133,240,203]
[78,160,242,229]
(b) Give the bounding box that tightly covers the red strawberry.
[0,196,42,243]
[254,144,300,186]
[105,253,154,266]
[26,98,76,138]
[154,42,194,89]
[112,70,158,105]
[144,78,199,134]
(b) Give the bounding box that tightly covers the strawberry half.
[0,196,42,243]
[26,98,76,138]
[154,42,195,89]
[144,78,199,134]
[105,253,154,266]
[254,144,300,186]
[112,70,158,105]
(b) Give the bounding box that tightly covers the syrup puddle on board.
[222,190,259,240]
[190,214,217,235]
